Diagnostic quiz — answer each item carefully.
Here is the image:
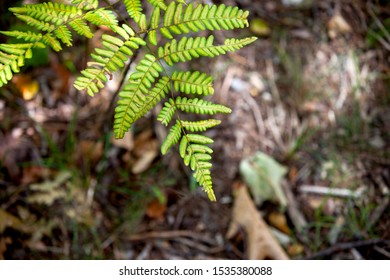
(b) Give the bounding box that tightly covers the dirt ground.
[0,0,389,259]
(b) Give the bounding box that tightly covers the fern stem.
[101,0,127,23]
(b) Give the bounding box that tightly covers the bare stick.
[306,239,386,259]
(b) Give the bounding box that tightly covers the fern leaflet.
[114,54,164,138]
[74,24,145,96]
[158,3,249,39]
[147,0,167,11]
[124,0,143,23]
[172,71,214,95]
[158,35,257,66]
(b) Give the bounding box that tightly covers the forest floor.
[1,0,389,259]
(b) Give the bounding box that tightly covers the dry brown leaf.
[288,166,298,183]
[146,198,167,219]
[133,129,155,156]
[132,149,158,174]
[0,209,24,233]
[111,132,134,151]
[132,131,159,174]
[27,171,71,205]
[21,166,53,185]
[268,212,291,235]
[76,140,104,165]
[327,13,352,39]
[226,182,289,260]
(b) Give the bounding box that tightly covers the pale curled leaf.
[239,151,287,207]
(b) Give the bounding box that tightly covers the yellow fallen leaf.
[12,74,39,100]
[268,211,291,235]
[250,18,271,36]
[288,243,304,256]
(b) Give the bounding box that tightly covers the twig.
[306,239,386,259]
[374,246,390,259]
[242,90,266,139]
[265,59,281,102]
[127,230,215,245]
[327,216,345,245]
[218,66,237,105]
[136,242,153,260]
[175,238,224,254]
[350,248,365,260]
[299,185,366,199]
[366,196,390,231]
[281,181,307,232]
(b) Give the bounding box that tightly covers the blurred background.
[0,0,389,259]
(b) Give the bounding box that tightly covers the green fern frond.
[161,121,182,155]
[180,119,221,132]
[0,43,34,87]
[124,0,143,23]
[74,24,145,96]
[179,133,216,201]
[0,30,43,42]
[54,25,72,47]
[0,44,33,56]
[172,71,214,95]
[72,0,98,10]
[42,33,62,51]
[68,18,94,38]
[7,3,111,51]
[85,9,118,27]
[175,96,232,115]
[158,97,230,126]
[9,3,81,25]
[14,14,55,32]
[157,98,176,126]
[158,35,257,66]
[122,75,171,126]
[114,54,164,138]
[147,0,167,10]
[158,3,249,39]
[10,3,106,39]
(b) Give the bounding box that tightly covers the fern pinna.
[0,0,256,201]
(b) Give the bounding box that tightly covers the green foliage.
[114,54,164,138]
[124,0,143,23]
[172,71,214,95]
[158,3,250,39]
[0,0,256,201]
[0,1,117,86]
[147,0,166,10]
[158,35,256,66]
[74,24,145,96]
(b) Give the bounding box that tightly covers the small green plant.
[0,0,256,200]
